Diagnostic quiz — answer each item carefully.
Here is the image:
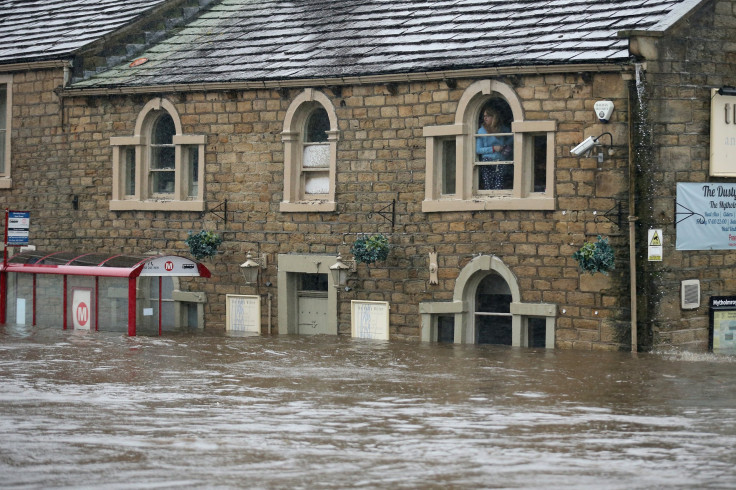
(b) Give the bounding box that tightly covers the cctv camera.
[570,136,596,156]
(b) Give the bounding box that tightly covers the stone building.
[1,0,734,351]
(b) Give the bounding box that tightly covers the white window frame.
[0,74,12,189]
[423,79,556,212]
[110,98,205,211]
[280,88,338,213]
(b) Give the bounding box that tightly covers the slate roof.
[73,0,704,89]
[0,0,170,65]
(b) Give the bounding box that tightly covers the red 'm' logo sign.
[164,261,174,271]
[76,302,89,327]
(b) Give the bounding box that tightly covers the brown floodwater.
[1,324,736,489]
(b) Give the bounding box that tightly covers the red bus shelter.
[0,251,210,335]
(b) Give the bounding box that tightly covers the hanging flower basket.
[573,235,615,275]
[350,233,390,264]
[185,230,223,261]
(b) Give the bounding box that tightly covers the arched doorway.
[474,272,512,345]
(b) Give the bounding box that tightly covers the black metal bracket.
[203,199,228,224]
[368,198,396,230]
[599,201,623,228]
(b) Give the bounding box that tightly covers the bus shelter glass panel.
[98,277,129,333]
[5,272,33,325]
[137,277,175,335]
[36,275,64,326]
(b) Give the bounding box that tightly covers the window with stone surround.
[423,79,556,212]
[419,254,556,348]
[281,89,338,213]
[0,75,12,188]
[109,98,204,211]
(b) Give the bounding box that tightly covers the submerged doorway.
[277,254,339,336]
[297,273,329,335]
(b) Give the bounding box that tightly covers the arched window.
[419,255,557,348]
[150,113,176,195]
[281,89,338,213]
[423,79,556,212]
[110,98,205,211]
[302,107,331,196]
[475,99,514,193]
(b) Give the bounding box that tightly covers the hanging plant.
[185,230,223,261]
[573,235,615,275]
[350,233,390,264]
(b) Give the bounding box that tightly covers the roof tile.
[67,0,701,88]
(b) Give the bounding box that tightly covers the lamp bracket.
[368,197,396,230]
[597,201,624,228]
[203,199,228,224]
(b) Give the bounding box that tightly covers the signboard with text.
[676,183,736,250]
[226,294,261,333]
[6,211,30,246]
[351,300,390,340]
[139,256,201,276]
[710,88,736,176]
[710,296,736,352]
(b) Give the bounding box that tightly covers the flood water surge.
[2,325,736,489]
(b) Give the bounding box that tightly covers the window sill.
[110,200,205,212]
[422,196,555,212]
[0,178,12,189]
[280,201,336,213]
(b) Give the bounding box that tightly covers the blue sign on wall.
[677,183,736,250]
[7,211,30,245]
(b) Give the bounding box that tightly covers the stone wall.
[636,0,736,350]
[4,65,636,349]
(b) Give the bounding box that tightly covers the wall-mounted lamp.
[718,86,736,96]
[570,132,614,161]
[240,252,267,284]
[329,253,356,290]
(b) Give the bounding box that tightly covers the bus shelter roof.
[1,251,211,278]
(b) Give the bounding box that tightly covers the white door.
[297,292,329,335]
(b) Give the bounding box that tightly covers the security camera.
[570,136,596,156]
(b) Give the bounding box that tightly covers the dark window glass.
[441,138,456,195]
[437,315,454,343]
[305,108,329,143]
[532,134,547,193]
[476,315,512,345]
[152,113,175,145]
[478,164,513,191]
[475,274,512,314]
[528,317,547,348]
[300,273,328,292]
[124,147,136,195]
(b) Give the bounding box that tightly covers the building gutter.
[60,62,631,97]
[0,60,70,74]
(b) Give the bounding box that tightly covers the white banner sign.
[351,300,390,340]
[676,183,736,250]
[226,294,261,333]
